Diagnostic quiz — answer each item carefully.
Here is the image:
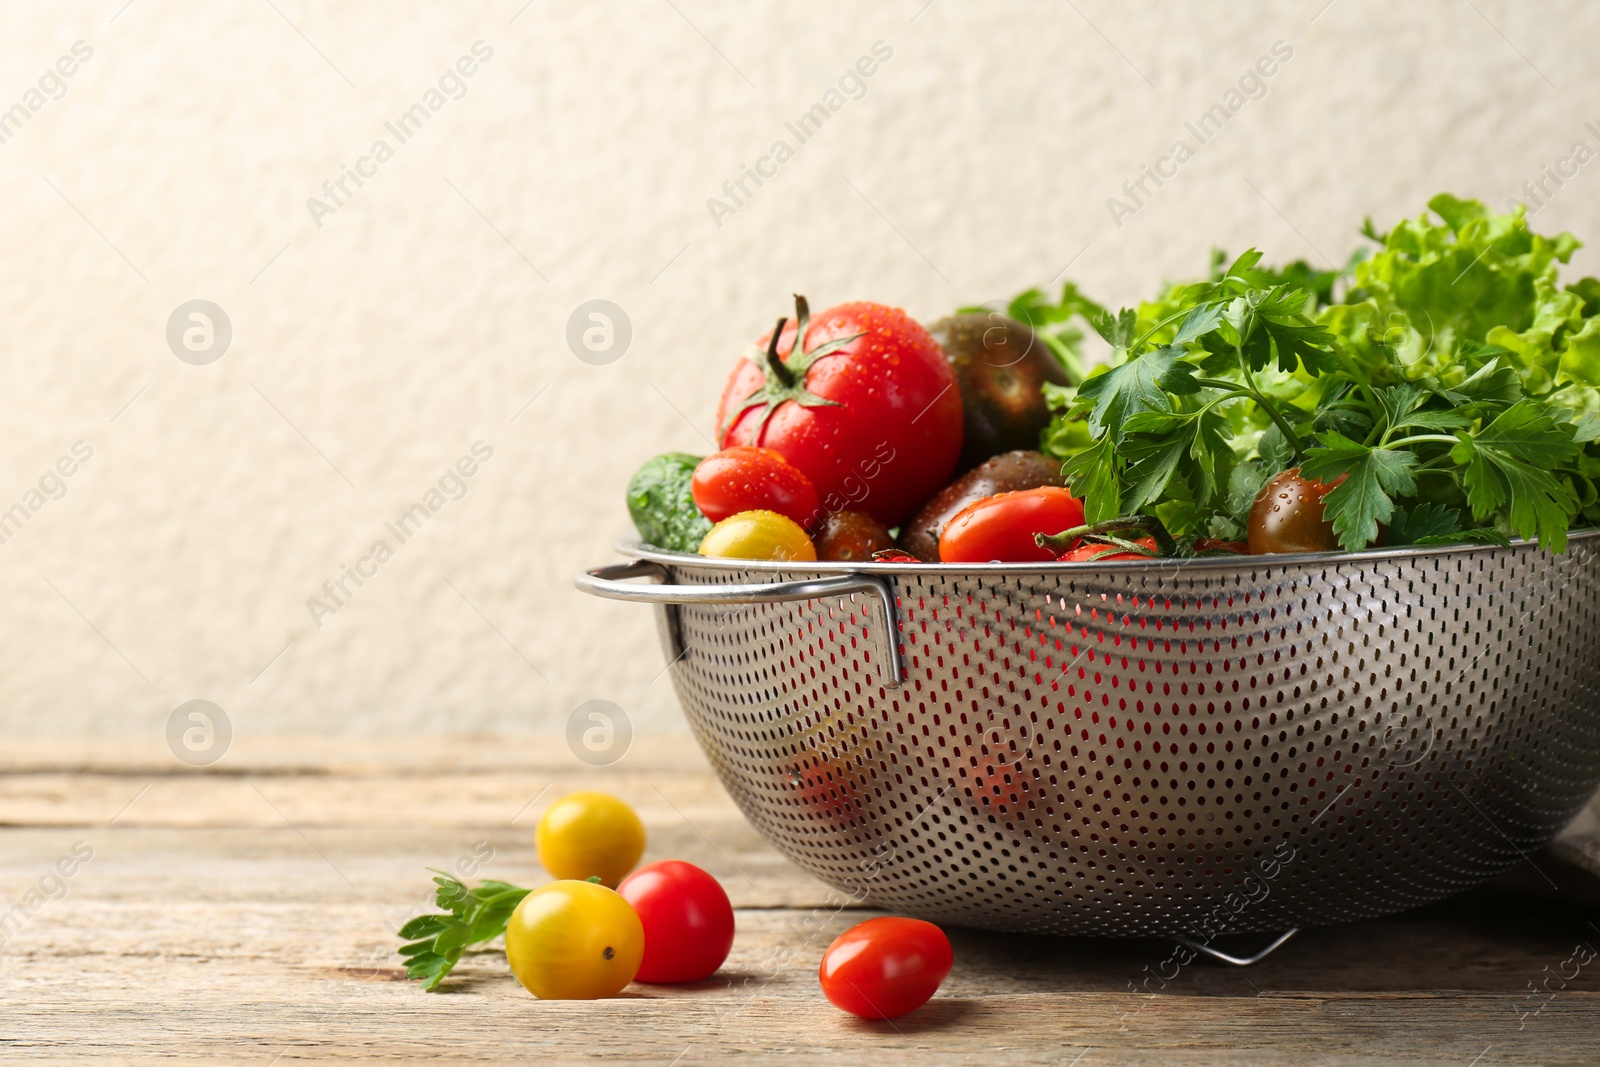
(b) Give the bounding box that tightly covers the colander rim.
[615,527,1600,575]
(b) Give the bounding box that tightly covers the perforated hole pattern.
[653,537,1600,936]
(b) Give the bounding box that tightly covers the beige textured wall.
[4,0,1597,739]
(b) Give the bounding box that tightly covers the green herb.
[1450,399,1582,551]
[397,871,531,991]
[1036,195,1600,551]
[626,452,713,553]
[1385,501,1510,547]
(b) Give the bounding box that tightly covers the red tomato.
[615,860,735,984]
[938,487,1085,563]
[1057,536,1156,562]
[870,549,920,563]
[716,296,963,527]
[818,917,952,1019]
[692,447,820,529]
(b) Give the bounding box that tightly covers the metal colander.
[577,534,1600,938]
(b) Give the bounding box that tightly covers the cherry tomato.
[814,511,895,562]
[1057,536,1156,562]
[536,792,646,887]
[616,860,735,984]
[870,549,920,563]
[818,916,953,1019]
[938,487,1085,563]
[505,880,644,999]
[700,510,817,562]
[692,446,820,529]
[784,751,858,820]
[1247,469,1345,554]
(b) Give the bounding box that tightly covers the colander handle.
[575,561,905,685]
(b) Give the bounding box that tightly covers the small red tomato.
[818,917,952,1019]
[938,486,1085,563]
[615,860,735,984]
[1057,536,1156,562]
[870,549,920,563]
[693,447,821,529]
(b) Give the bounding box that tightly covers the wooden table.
[3,735,1598,1065]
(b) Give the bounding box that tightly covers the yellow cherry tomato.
[699,509,817,562]
[504,880,644,999]
[536,791,646,886]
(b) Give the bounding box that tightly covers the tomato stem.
[1036,515,1179,557]
[763,317,795,388]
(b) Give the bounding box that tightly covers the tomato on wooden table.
[616,860,735,984]
[938,486,1085,563]
[536,792,646,887]
[818,916,953,1019]
[692,446,820,529]
[504,880,644,1000]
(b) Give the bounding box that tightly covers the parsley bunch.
[1036,195,1600,552]
[397,871,530,991]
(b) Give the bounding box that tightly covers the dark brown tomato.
[928,314,1071,472]
[898,450,1065,562]
[1247,469,1344,554]
[814,510,895,562]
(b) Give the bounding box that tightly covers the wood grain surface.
[1,735,1597,1065]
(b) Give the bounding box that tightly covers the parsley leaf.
[1385,501,1462,545]
[1253,286,1341,375]
[1222,248,1265,280]
[398,871,531,991]
[1376,382,1427,426]
[1387,503,1514,547]
[1119,414,1186,513]
[1074,346,1200,439]
[1090,306,1141,351]
[1441,356,1522,409]
[1452,399,1582,549]
[1300,433,1419,550]
[1172,303,1224,345]
[1061,435,1123,523]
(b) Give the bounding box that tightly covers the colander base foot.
[1174,928,1299,966]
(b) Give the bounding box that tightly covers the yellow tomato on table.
[504,880,644,999]
[536,791,646,887]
